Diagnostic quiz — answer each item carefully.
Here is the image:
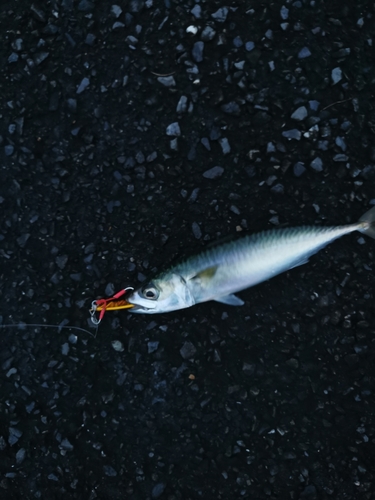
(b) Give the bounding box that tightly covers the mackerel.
[127,207,375,314]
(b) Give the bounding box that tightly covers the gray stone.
[309,100,320,111]
[103,465,117,477]
[282,129,301,140]
[112,340,124,352]
[166,122,181,137]
[105,282,115,296]
[34,52,49,65]
[192,222,202,239]
[211,7,228,22]
[12,38,23,51]
[293,162,306,177]
[280,5,289,20]
[16,233,30,247]
[221,101,241,115]
[265,29,273,40]
[291,106,307,121]
[78,0,94,12]
[61,343,70,356]
[15,448,26,464]
[341,120,352,131]
[56,254,68,269]
[335,136,347,151]
[176,95,188,113]
[126,35,138,45]
[203,166,224,179]
[234,60,245,70]
[233,36,243,47]
[331,67,342,84]
[111,4,122,17]
[298,47,311,59]
[147,341,159,353]
[76,77,90,94]
[210,127,221,140]
[8,53,19,63]
[135,151,144,163]
[192,41,204,62]
[201,26,216,41]
[157,76,175,87]
[4,145,14,156]
[61,438,74,451]
[129,0,144,13]
[201,137,210,150]
[180,341,197,360]
[219,137,231,154]
[191,4,201,18]
[146,151,157,162]
[61,2,75,14]
[271,183,284,194]
[8,427,22,446]
[152,483,166,499]
[333,154,348,162]
[310,157,323,172]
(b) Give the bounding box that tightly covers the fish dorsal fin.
[205,234,237,249]
[214,294,244,306]
[190,266,218,283]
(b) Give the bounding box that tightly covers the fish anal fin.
[289,256,310,270]
[214,294,244,306]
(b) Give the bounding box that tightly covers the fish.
[127,206,375,314]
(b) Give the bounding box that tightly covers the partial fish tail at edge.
[358,206,375,239]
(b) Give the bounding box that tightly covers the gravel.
[192,41,204,63]
[203,166,224,179]
[211,7,229,23]
[331,67,343,84]
[282,129,302,140]
[293,161,306,177]
[166,122,181,136]
[76,77,90,94]
[310,157,324,172]
[291,106,308,121]
[180,341,197,360]
[298,46,311,58]
[157,75,176,87]
[1,1,374,499]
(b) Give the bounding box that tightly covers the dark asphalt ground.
[1,1,375,499]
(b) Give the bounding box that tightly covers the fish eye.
[142,286,159,300]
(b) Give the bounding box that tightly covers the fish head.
[127,273,195,314]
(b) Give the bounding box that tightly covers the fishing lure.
[89,287,134,325]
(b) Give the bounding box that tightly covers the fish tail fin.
[358,206,375,239]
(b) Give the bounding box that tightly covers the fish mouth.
[127,300,157,313]
[128,304,148,312]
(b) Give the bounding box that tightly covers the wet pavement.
[1,0,375,498]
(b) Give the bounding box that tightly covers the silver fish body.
[127,207,375,314]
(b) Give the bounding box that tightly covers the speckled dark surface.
[1,1,375,499]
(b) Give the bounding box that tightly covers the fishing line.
[0,288,135,338]
[0,323,98,338]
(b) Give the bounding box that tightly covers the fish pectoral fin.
[190,266,218,284]
[214,294,244,306]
